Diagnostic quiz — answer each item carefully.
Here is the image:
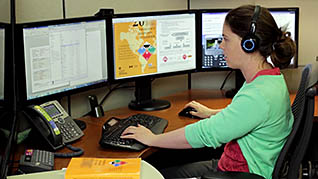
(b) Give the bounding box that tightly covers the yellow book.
[65,158,141,179]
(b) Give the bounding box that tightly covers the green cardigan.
[185,74,294,179]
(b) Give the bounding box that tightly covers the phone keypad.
[20,149,54,171]
[57,120,83,143]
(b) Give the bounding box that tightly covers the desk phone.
[19,149,54,173]
[23,100,84,150]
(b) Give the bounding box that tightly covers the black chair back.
[287,86,315,178]
[273,64,313,179]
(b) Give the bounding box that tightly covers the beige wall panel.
[0,0,10,23]
[66,0,187,18]
[190,0,254,9]
[295,0,318,66]
[16,0,63,23]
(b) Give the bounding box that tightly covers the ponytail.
[270,29,296,69]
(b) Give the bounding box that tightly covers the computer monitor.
[0,25,5,102]
[111,10,197,111]
[200,9,229,71]
[269,8,299,68]
[0,22,9,179]
[199,7,299,71]
[18,17,109,103]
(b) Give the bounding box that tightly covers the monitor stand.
[129,78,171,111]
[225,70,245,98]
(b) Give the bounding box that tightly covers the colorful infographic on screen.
[113,13,196,79]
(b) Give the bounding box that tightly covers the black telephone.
[19,149,54,173]
[23,100,84,150]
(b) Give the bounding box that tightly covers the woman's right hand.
[185,101,220,118]
[121,124,157,146]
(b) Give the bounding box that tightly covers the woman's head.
[224,5,296,69]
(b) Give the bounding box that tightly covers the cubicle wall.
[65,0,187,18]
[0,0,10,23]
[16,0,187,22]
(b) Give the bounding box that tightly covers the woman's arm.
[121,125,192,149]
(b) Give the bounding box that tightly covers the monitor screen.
[200,8,299,70]
[201,10,229,70]
[112,11,197,80]
[268,8,298,67]
[21,17,108,101]
[111,11,197,110]
[0,26,4,101]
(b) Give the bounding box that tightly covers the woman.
[121,5,296,179]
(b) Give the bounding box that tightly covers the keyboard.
[99,113,168,151]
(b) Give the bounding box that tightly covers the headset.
[241,5,261,53]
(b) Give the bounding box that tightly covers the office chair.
[200,64,314,179]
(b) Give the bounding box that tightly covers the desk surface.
[53,89,233,169]
[16,89,316,170]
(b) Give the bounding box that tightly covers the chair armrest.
[201,171,265,179]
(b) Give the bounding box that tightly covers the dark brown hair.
[225,5,296,69]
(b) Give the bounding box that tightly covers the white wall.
[14,0,317,118]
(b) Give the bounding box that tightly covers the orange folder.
[65,158,141,179]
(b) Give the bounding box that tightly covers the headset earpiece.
[241,34,260,53]
[241,5,261,53]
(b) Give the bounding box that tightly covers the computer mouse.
[178,106,202,119]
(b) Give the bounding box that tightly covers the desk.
[53,89,232,169]
[15,89,315,170]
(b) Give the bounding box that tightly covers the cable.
[67,95,71,116]
[81,83,134,117]
[99,83,134,106]
[220,70,234,90]
[99,83,123,106]
[54,145,84,158]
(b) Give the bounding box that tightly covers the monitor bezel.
[108,10,199,84]
[196,7,299,72]
[268,7,299,68]
[16,16,112,105]
[0,22,9,106]
[197,8,231,72]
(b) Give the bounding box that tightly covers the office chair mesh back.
[291,64,311,120]
[287,86,315,178]
[272,64,312,179]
